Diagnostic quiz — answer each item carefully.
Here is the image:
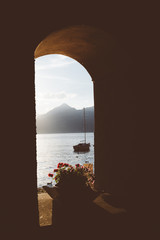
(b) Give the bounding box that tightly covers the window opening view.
[35,54,94,227]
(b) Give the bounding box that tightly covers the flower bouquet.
[48,162,97,201]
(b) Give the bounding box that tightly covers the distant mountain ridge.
[36,104,94,133]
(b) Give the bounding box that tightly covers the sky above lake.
[35,54,94,115]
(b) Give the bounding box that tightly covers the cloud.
[37,91,76,100]
[35,55,75,71]
[35,74,69,81]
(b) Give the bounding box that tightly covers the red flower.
[57,163,64,168]
[63,163,69,167]
[54,169,58,172]
[48,173,53,177]
[75,164,80,168]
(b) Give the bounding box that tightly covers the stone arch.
[34,25,122,80]
[34,25,132,197]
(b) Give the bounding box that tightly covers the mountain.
[36,104,94,133]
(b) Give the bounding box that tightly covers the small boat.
[73,108,90,152]
[73,142,90,152]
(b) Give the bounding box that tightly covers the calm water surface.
[36,132,94,187]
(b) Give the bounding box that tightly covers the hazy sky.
[35,54,94,115]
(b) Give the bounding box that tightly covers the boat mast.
[83,108,86,143]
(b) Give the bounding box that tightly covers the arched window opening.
[35,54,94,227]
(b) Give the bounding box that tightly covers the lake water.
[36,132,94,187]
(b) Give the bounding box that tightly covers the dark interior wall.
[1,1,158,238]
[94,66,137,199]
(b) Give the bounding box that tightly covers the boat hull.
[73,143,90,152]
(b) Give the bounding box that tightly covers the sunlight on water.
[36,132,94,187]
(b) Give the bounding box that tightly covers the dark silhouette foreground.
[39,187,134,240]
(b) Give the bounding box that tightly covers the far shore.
[37,131,94,134]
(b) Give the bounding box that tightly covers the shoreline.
[37,131,94,135]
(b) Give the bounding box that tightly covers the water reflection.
[36,132,94,187]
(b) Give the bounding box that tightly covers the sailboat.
[73,108,90,152]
